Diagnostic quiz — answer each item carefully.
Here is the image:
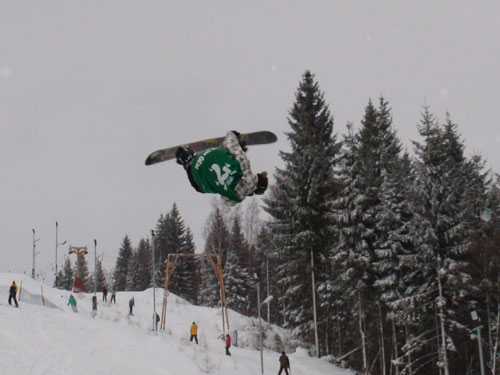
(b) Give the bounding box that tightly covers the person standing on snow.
[110,288,116,304]
[190,322,198,344]
[129,297,135,315]
[102,286,108,302]
[8,281,18,307]
[154,313,160,331]
[68,294,78,312]
[278,352,290,375]
[225,334,231,356]
[175,131,268,206]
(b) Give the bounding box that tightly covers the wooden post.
[159,253,229,334]
[160,254,178,330]
[207,254,229,333]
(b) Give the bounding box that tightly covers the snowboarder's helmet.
[175,146,194,166]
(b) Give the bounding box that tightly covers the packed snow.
[0,273,352,375]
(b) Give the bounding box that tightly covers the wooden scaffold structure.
[160,253,229,334]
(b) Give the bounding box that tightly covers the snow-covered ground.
[0,273,352,375]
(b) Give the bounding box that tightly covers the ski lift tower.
[68,245,88,292]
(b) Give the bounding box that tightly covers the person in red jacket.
[225,334,231,356]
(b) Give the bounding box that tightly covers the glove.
[254,172,268,195]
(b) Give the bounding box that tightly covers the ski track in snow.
[1,274,352,375]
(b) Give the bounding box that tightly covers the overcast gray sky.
[1,1,499,281]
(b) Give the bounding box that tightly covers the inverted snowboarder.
[175,131,268,206]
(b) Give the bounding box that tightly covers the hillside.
[0,273,352,375]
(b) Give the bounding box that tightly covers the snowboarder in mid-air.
[175,131,268,206]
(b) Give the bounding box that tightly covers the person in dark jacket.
[154,313,160,331]
[225,334,231,356]
[102,286,108,302]
[129,297,135,315]
[278,352,290,375]
[8,281,19,307]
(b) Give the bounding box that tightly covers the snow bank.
[0,273,352,375]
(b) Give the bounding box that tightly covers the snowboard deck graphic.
[145,131,277,166]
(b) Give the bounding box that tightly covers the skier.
[225,334,231,356]
[102,286,108,302]
[8,281,18,307]
[129,297,135,315]
[278,352,290,375]
[68,294,78,312]
[190,321,198,344]
[110,288,116,304]
[175,131,268,206]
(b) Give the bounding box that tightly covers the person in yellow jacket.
[190,322,198,344]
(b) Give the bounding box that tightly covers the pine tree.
[224,215,251,315]
[199,205,231,307]
[135,238,152,291]
[326,123,371,364]
[153,213,169,287]
[166,204,191,299]
[403,107,489,374]
[263,71,340,350]
[327,97,406,370]
[180,228,199,304]
[126,250,139,291]
[60,257,74,290]
[94,259,107,292]
[113,235,133,291]
[253,226,282,324]
[73,251,91,292]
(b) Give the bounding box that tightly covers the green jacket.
[68,296,76,306]
[189,148,243,203]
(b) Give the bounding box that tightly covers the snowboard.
[145,131,277,166]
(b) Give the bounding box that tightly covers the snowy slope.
[0,274,352,375]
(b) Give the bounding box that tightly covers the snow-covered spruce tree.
[165,203,195,300]
[224,215,252,315]
[253,226,283,325]
[135,238,152,291]
[125,249,139,291]
[373,152,417,374]
[466,175,500,374]
[181,228,200,304]
[263,71,340,352]
[327,122,377,372]
[90,258,107,293]
[326,98,406,372]
[405,108,489,375]
[112,235,133,291]
[199,205,231,307]
[60,257,74,290]
[153,213,170,287]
